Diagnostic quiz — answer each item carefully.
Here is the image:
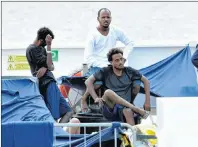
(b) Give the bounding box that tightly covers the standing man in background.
[26,27,75,124]
[82,8,135,111]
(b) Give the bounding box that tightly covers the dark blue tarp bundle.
[2,121,54,147]
[139,45,198,97]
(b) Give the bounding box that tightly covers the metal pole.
[114,128,117,147]
[99,126,101,147]
[84,126,86,147]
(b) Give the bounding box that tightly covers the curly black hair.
[97,8,111,17]
[37,27,54,40]
[107,48,123,62]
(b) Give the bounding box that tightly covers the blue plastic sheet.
[2,121,53,147]
[140,45,198,97]
[2,78,55,123]
[1,78,67,147]
[2,78,122,147]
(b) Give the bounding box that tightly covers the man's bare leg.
[81,85,101,112]
[102,89,146,116]
[81,89,90,112]
[123,108,135,126]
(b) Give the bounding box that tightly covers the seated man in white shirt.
[81,8,136,112]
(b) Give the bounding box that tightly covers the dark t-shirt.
[26,44,56,97]
[93,66,142,105]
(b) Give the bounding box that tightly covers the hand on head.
[45,34,53,46]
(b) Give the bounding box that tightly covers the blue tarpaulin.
[1,78,66,147]
[2,121,54,147]
[2,78,55,123]
[139,45,198,97]
[1,78,122,147]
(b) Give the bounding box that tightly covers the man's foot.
[135,108,150,119]
[81,98,88,112]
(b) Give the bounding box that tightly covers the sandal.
[135,108,150,119]
[82,108,91,113]
[141,110,150,119]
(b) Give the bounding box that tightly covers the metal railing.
[54,122,137,147]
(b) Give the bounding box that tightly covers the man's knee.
[123,108,134,117]
[69,117,81,123]
[103,89,113,98]
[65,118,81,134]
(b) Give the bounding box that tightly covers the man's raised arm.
[141,76,151,111]
[46,34,54,71]
[85,75,98,101]
[117,28,135,60]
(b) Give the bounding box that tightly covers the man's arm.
[84,31,96,67]
[118,29,134,46]
[46,34,54,71]
[28,35,54,71]
[117,28,134,60]
[85,68,105,102]
[46,46,54,71]
[141,76,151,111]
[85,75,98,101]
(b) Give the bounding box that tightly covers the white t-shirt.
[84,25,134,68]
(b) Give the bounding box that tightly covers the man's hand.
[45,34,53,46]
[36,67,47,78]
[94,98,105,104]
[48,64,54,71]
[143,102,151,111]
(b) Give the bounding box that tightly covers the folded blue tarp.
[140,45,198,97]
[2,121,53,147]
[2,78,57,123]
